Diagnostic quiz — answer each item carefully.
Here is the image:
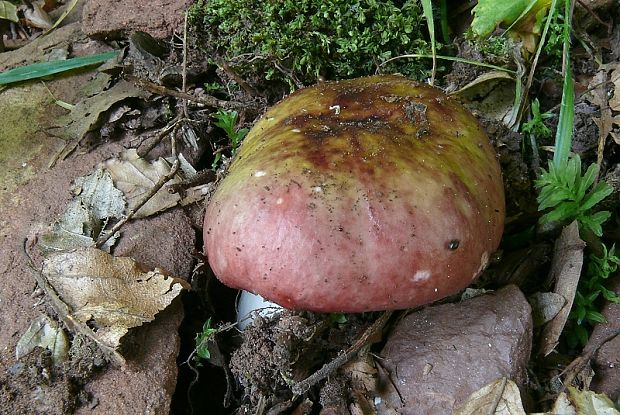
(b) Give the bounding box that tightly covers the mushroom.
[203,75,505,313]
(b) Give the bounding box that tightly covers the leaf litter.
[103,148,183,218]
[41,247,190,356]
[38,168,125,253]
[540,221,586,356]
[16,314,69,364]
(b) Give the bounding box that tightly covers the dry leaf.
[609,64,620,112]
[103,149,182,218]
[22,2,52,29]
[529,292,566,327]
[453,378,526,415]
[54,80,149,142]
[42,247,189,351]
[540,221,586,356]
[38,168,125,253]
[16,314,68,364]
[567,386,620,415]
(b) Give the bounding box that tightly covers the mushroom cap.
[204,75,505,312]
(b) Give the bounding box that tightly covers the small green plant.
[203,81,224,93]
[194,318,217,363]
[535,0,612,236]
[567,244,620,346]
[536,156,613,236]
[521,98,553,139]
[211,110,249,170]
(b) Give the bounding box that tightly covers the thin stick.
[125,75,257,112]
[22,240,125,365]
[291,311,393,396]
[181,11,189,119]
[559,327,620,389]
[96,133,181,248]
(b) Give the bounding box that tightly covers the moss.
[189,0,431,87]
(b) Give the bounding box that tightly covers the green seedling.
[194,318,217,363]
[536,156,612,236]
[567,244,620,347]
[203,81,224,93]
[535,0,612,236]
[522,98,553,139]
[211,110,249,170]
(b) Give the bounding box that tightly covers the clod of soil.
[204,75,505,312]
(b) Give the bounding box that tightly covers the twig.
[181,11,189,119]
[291,310,393,396]
[22,239,125,365]
[96,132,181,248]
[576,0,612,33]
[136,117,179,158]
[559,327,620,389]
[124,74,257,112]
[216,58,262,97]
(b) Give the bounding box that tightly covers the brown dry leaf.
[103,149,182,218]
[540,221,586,356]
[38,168,126,253]
[589,71,614,169]
[609,64,620,112]
[453,378,526,415]
[42,247,190,351]
[528,292,566,327]
[54,80,149,142]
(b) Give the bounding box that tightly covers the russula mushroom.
[204,75,505,313]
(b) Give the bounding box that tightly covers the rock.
[589,275,620,402]
[377,285,533,414]
[75,208,196,414]
[114,207,196,279]
[82,0,191,40]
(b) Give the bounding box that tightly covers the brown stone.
[377,285,533,414]
[82,0,191,40]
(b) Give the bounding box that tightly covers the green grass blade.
[0,51,119,86]
[420,0,437,85]
[381,54,516,74]
[439,0,450,44]
[552,0,574,168]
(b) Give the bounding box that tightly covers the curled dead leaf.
[41,247,190,352]
[16,314,68,364]
[453,378,526,415]
[103,149,182,218]
[540,221,585,356]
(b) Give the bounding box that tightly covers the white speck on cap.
[411,270,431,282]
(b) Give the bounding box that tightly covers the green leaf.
[471,0,551,38]
[585,310,607,324]
[537,187,575,210]
[573,324,589,346]
[580,211,611,237]
[600,286,620,303]
[0,51,119,86]
[0,1,18,22]
[552,0,574,167]
[579,181,613,212]
[539,201,579,223]
[576,162,599,200]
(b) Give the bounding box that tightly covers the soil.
[2,1,620,414]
